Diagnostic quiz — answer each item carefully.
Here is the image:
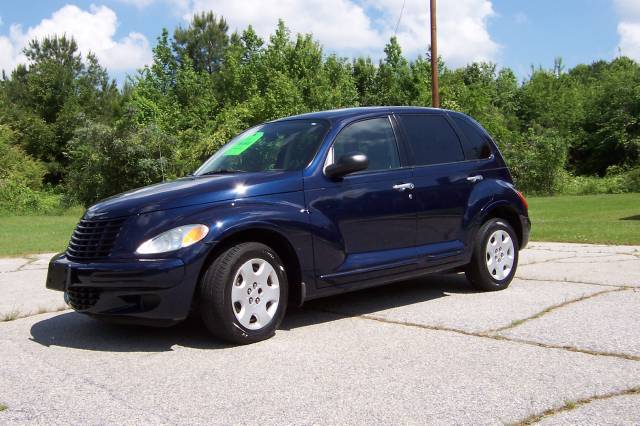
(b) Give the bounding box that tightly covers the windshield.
[194,119,330,175]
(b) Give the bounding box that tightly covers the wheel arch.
[196,225,304,307]
[480,203,524,249]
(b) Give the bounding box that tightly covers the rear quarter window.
[450,115,493,160]
[397,114,464,166]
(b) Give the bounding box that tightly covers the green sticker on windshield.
[224,131,263,156]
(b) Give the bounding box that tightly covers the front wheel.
[200,242,288,344]
[465,218,518,291]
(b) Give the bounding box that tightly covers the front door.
[304,116,417,287]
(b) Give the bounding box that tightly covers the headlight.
[136,224,209,254]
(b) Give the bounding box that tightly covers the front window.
[327,117,400,172]
[195,119,329,175]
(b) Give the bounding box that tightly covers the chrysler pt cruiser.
[47,107,530,344]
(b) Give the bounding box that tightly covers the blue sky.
[0,0,637,82]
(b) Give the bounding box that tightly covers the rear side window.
[332,117,400,172]
[451,115,492,160]
[397,115,464,166]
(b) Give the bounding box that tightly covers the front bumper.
[47,253,197,325]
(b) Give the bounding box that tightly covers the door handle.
[392,183,415,191]
[466,175,484,183]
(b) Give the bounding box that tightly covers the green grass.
[0,403,6,412]
[0,194,637,256]
[0,207,83,257]
[528,193,640,245]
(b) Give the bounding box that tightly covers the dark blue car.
[47,107,530,344]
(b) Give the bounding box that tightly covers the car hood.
[84,171,303,220]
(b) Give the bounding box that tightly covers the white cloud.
[374,0,499,66]
[0,5,152,74]
[615,0,640,60]
[184,0,384,53]
[618,22,640,59]
[614,0,640,19]
[180,0,499,67]
[116,0,157,8]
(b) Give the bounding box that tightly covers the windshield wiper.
[198,168,246,176]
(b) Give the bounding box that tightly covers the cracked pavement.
[0,242,639,424]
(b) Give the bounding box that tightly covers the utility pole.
[430,0,440,108]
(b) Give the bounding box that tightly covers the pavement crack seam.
[553,258,640,264]
[515,276,633,289]
[0,306,69,322]
[16,256,39,271]
[0,256,48,274]
[517,250,635,267]
[23,348,176,424]
[0,259,34,274]
[526,246,639,257]
[511,385,640,425]
[312,308,640,362]
[485,288,627,334]
[490,335,640,361]
[519,254,580,266]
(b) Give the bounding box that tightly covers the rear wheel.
[200,242,288,344]
[465,218,518,291]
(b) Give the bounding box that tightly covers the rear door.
[395,113,478,267]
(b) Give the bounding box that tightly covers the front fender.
[201,193,315,301]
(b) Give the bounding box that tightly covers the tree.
[375,37,413,105]
[66,122,174,205]
[173,12,229,74]
[353,57,377,105]
[0,35,120,183]
[574,57,640,174]
[2,17,639,204]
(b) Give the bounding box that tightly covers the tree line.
[1,12,639,213]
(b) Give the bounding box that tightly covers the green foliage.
[0,125,46,190]
[574,57,640,175]
[1,17,639,212]
[500,130,569,195]
[0,124,63,214]
[557,167,640,195]
[65,122,174,206]
[0,180,63,215]
[624,167,640,192]
[173,12,229,74]
[0,35,120,184]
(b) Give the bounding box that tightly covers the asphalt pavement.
[0,242,639,425]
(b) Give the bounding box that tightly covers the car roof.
[272,106,454,124]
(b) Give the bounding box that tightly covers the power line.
[394,0,406,36]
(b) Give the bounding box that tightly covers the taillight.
[516,190,528,210]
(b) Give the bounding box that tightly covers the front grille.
[67,287,101,311]
[66,218,125,261]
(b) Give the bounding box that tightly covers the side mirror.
[324,152,369,179]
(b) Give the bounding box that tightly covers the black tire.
[200,242,288,344]
[465,218,519,291]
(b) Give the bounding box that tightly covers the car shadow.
[30,273,477,352]
[282,272,476,330]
